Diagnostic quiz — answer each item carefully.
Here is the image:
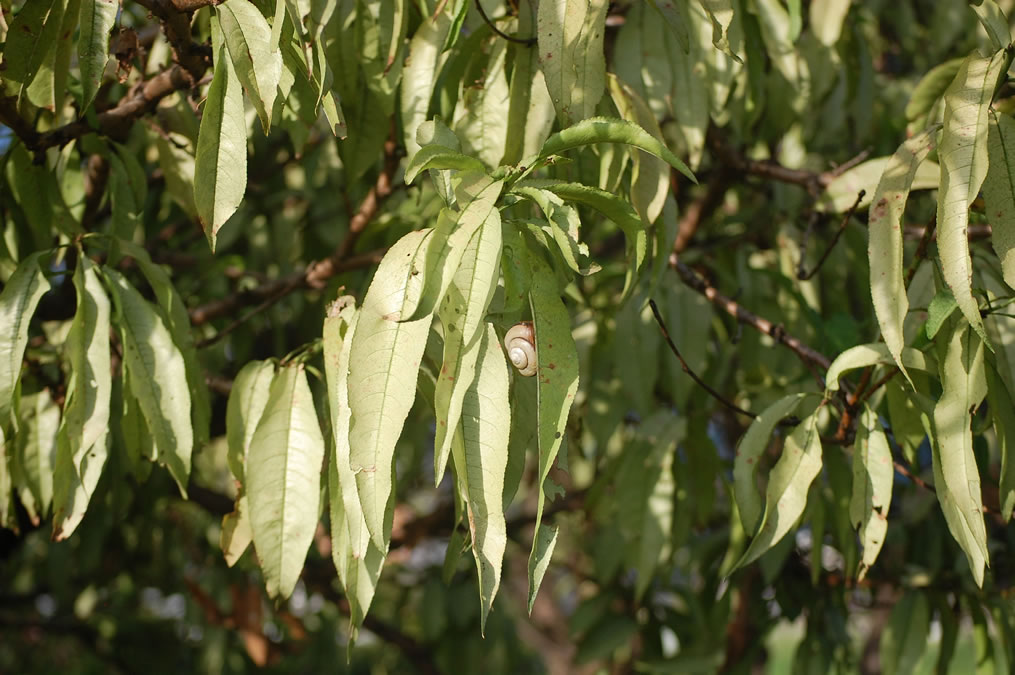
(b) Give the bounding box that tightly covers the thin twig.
[797,190,865,280]
[473,0,537,45]
[649,299,758,420]
[673,167,732,254]
[904,216,937,289]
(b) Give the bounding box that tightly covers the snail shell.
[504,321,536,377]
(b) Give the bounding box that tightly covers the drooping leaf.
[525,255,579,604]
[647,0,690,52]
[732,393,809,534]
[881,591,932,675]
[925,289,959,340]
[849,405,893,580]
[985,361,1015,520]
[818,156,940,213]
[698,0,739,58]
[433,212,503,484]
[454,35,511,167]
[450,324,510,633]
[527,523,558,614]
[937,50,1007,342]
[502,0,555,165]
[735,407,824,570]
[971,0,1011,52]
[324,300,384,630]
[401,8,453,157]
[904,58,964,123]
[347,230,435,549]
[0,0,66,108]
[220,494,253,567]
[824,343,935,394]
[217,0,283,132]
[535,116,696,182]
[14,389,59,523]
[931,320,988,586]
[868,125,939,385]
[0,252,51,427]
[808,0,851,46]
[247,364,325,600]
[105,269,192,495]
[195,16,249,251]
[78,0,118,110]
[225,359,275,484]
[984,113,1015,289]
[52,256,111,540]
[537,0,607,126]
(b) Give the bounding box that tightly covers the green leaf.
[868,126,940,385]
[537,0,607,126]
[526,255,579,604]
[926,289,959,340]
[0,252,51,427]
[971,0,1011,52]
[324,300,384,629]
[527,180,647,237]
[52,256,111,540]
[535,116,696,183]
[607,76,672,224]
[849,405,893,580]
[195,16,249,251]
[449,324,510,634]
[931,320,989,586]
[698,0,739,58]
[503,0,555,165]
[735,407,824,571]
[819,156,940,213]
[14,390,59,523]
[665,6,710,170]
[107,145,148,242]
[527,523,558,614]
[647,0,690,52]
[433,209,503,484]
[78,0,117,110]
[453,36,511,168]
[105,269,192,495]
[220,493,253,566]
[733,393,809,534]
[347,230,435,550]
[0,0,66,108]
[403,146,487,186]
[808,0,851,46]
[408,173,503,321]
[825,343,935,394]
[225,360,275,484]
[905,58,964,122]
[247,364,325,600]
[218,0,283,132]
[881,591,931,675]
[513,186,599,276]
[984,112,1015,289]
[937,50,1007,342]
[401,9,453,157]
[985,361,1015,520]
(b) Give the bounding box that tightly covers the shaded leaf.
[849,405,893,580]
[0,252,51,426]
[78,0,118,110]
[537,0,607,126]
[984,112,1015,289]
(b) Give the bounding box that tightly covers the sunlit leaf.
[0,252,51,427]
[537,0,607,126]
[825,343,935,394]
[218,0,283,132]
[225,359,275,484]
[849,405,893,580]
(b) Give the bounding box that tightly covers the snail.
[504,321,537,377]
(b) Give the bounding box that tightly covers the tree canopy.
[2,0,1015,672]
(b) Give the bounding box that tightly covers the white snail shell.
[504,322,537,377]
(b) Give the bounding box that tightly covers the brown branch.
[669,258,832,372]
[797,190,865,281]
[673,167,732,254]
[904,217,938,288]
[708,129,834,197]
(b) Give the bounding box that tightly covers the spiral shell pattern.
[503,322,536,376]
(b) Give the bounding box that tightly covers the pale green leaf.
[247,364,325,600]
[105,269,192,495]
[818,156,940,213]
[666,6,710,170]
[513,186,599,276]
[937,50,1007,342]
[0,0,65,107]
[905,58,963,123]
[608,76,671,224]
[808,0,851,46]
[0,252,51,426]
[404,146,486,186]
[78,0,117,110]
[735,408,824,570]
[535,116,696,183]
[984,113,1015,289]
[225,360,275,484]
[881,592,931,675]
[733,393,809,534]
[324,300,384,628]
[526,255,579,603]
[401,9,452,157]
[433,213,503,484]
[220,493,253,566]
[218,0,283,132]
[454,36,511,167]
[849,405,893,580]
[348,230,435,549]
[526,180,646,237]
[52,256,110,540]
[825,344,935,394]
[537,0,607,126]
[450,324,510,633]
[931,321,988,586]
[15,390,59,522]
[527,523,558,614]
[697,0,738,58]
[503,0,555,165]
[408,173,503,321]
[195,17,249,251]
[971,0,1011,52]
